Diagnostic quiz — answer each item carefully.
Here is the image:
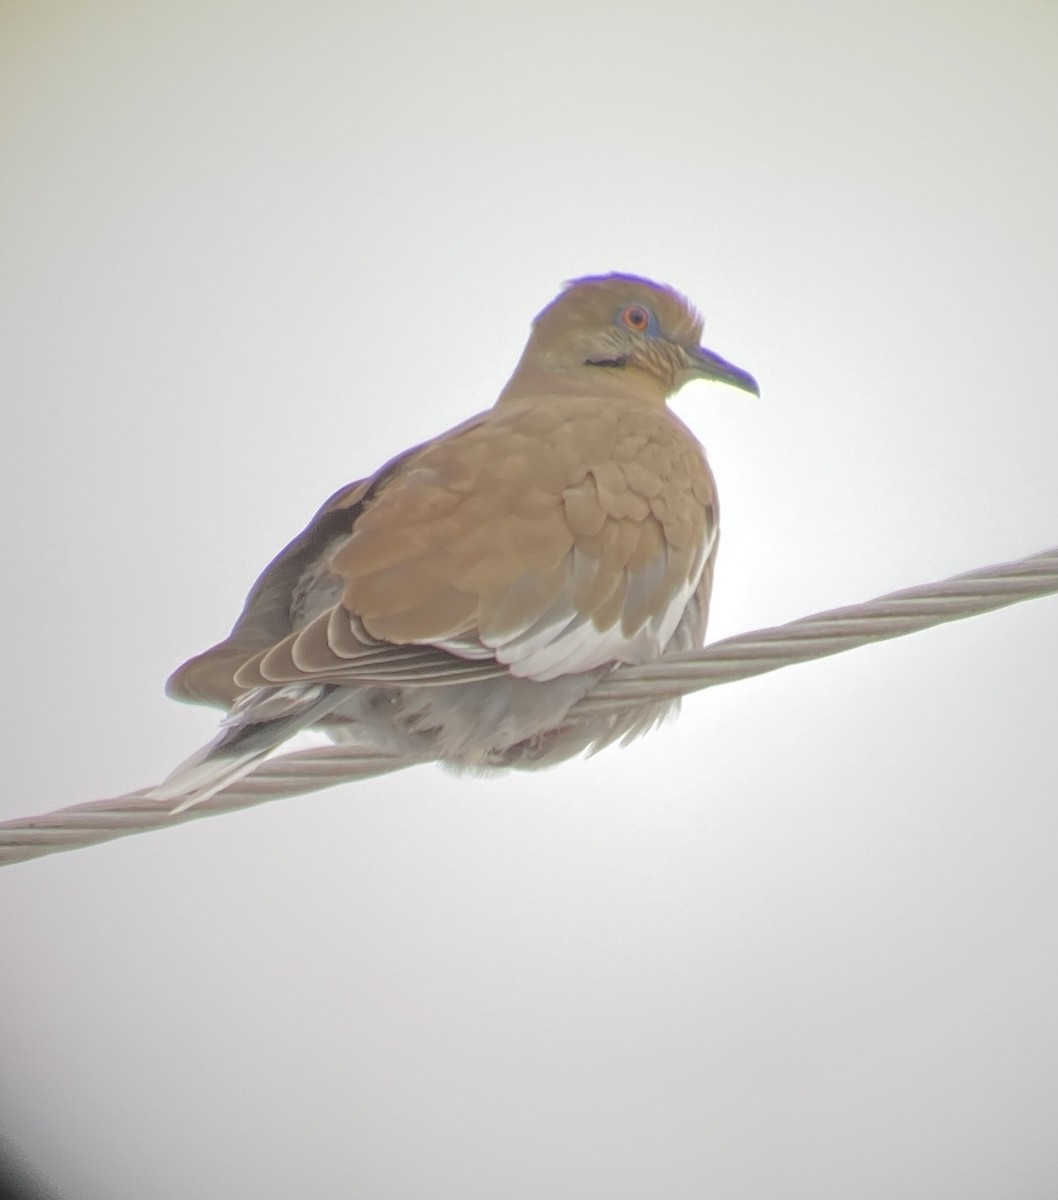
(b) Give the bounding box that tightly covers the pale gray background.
[2,2,1057,1198]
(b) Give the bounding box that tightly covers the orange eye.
[621,305,651,332]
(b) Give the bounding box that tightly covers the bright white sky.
[2,2,1057,1197]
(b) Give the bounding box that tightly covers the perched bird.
[152,274,757,808]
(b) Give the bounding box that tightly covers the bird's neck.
[496,362,669,408]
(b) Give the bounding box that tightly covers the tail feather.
[149,684,345,813]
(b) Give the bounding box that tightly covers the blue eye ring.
[619,304,655,334]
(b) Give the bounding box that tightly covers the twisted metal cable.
[2,546,1055,868]
[579,545,1058,708]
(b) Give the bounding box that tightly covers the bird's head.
[499,273,758,405]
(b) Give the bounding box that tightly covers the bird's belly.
[321,668,678,770]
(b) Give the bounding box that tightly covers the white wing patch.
[436,529,715,683]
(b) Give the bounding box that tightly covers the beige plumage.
[152,274,758,807]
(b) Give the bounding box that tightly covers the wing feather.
[167,397,718,704]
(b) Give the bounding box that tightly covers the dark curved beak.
[687,345,759,396]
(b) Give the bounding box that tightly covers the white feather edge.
[436,533,714,683]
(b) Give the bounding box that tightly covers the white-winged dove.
[152,274,758,807]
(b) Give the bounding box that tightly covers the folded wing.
[168,397,717,704]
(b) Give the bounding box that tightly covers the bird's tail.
[148,684,345,813]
